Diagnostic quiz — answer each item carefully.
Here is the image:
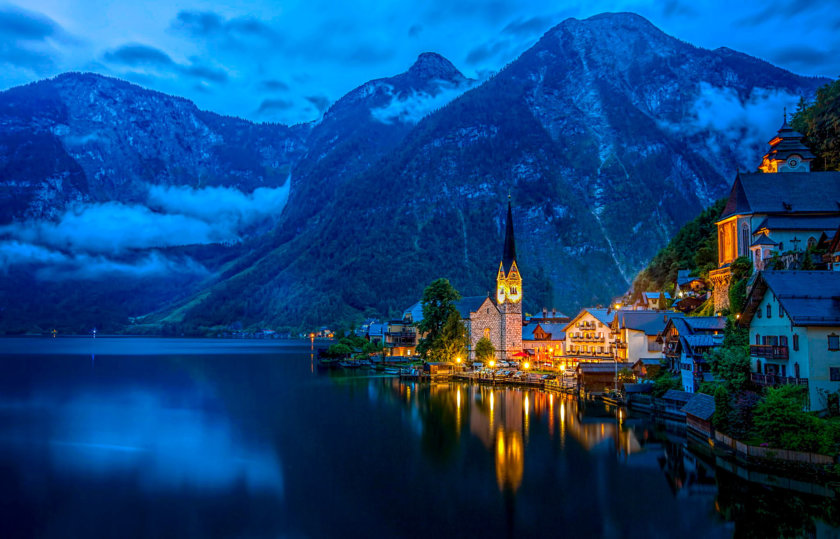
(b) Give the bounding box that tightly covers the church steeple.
[502,196,517,273]
[758,109,815,173]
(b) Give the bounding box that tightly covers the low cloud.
[259,79,289,92]
[257,98,295,115]
[0,183,290,278]
[681,82,801,167]
[0,4,61,40]
[305,95,330,113]
[146,184,290,230]
[0,241,208,281]
[104,43,228,84]
[171,10,278,43]
[370,80,474,124]
[0,5,73,72]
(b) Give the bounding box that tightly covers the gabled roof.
[368,323,387,336]
[677,270,703,286]
[522,322,566,341]
[682,317,727,331]
[403,301,423,323]
[564,308,615,332]
[643,291,671,300]
[720,172,840,220]
[684,334,724,348]
[662,389,693,403]
[751,234,778,247]
[682,393,715,421]
[615,311,682,336]
[455,296,495,319]
[742,271,840,327]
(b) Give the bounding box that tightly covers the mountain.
[0,13,830,333]
[166,12,827,331]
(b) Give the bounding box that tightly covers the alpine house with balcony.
[740,271,840,410]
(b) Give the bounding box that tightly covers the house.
[632,358,662,380]
[633,291,672,311]
[576,362,621,394]
[658,389,693,419]
[709,117,840,311]
[367,322,387,345]
[383,320,416,357]
[612,310,681,364]
[563,308,617,368]
[522,321,566,367]
[682,393,715,438]
[740,270,840,411]
[659,316,726,393]
[675,270,706,297]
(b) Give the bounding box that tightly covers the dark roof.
[763,119,816,162]
[615,311,682,335]
[683,317,727,331]
[720,172,840,220]
[576,362,620,373]
[502,198,516,272]
[677,270,703,286]
[742,271,840,327]
[684,334,724,348]
[756,215,840,232]
[632,358,662,366]
[662,389,693,403]
[588,308,616,326]
[623,383,653,393]
[455,296,494,318]
[751,234,778,247]
[682,393,715,420]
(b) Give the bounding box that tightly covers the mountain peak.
[407,52,463,82]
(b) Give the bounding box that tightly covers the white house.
[563,308,617,368]
[741,271,840,411]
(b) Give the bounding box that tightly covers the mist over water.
[0,338,836,538]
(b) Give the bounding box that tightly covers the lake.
[0,337,837,538]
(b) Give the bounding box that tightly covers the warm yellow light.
[614,303,621,309]
[489,360,496,368]
[522,361,530,370]
[455,356,461,363]
[309,332,314,338]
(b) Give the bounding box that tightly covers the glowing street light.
[522,361,530,370]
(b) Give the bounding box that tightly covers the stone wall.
[465,301,502,361]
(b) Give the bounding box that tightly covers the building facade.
[710,118,840,311]
[562,308,617,369]
[741,271,840,411]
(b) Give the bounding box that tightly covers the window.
[757,308,762,319]
[779,336,788,347]
[767,304,772,318]
[832,368,840,382]
[755,334,761,345]
[829,334,840,351]
[741,223,750,257]
[484,328,490,339]
[793,335,799,351]
[778,242,784,251]
[808,237,817,249]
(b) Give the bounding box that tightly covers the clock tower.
[496,197,523,359]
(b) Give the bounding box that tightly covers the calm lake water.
[1,337,837,538]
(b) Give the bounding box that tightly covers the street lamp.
[309,332,315,352]
[522,361,530,370]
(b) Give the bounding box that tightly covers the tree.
[417,278,461,359]
[618,367,635,384]
[437,311,467,363]
[363,340,383,356]
[475,337,496,363]
[713,385,732,433]
[753,385,822,451]
[707,345,751,392]
[651,371,681,398]
[792,77,840,171]
[327,343,352,358]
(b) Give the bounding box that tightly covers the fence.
[714,431,835,466]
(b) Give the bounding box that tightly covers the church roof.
[754,215,840,232]
[720,172,840,220]
[502,198,517,272]
[763,118,816,162]
[455,296,494,318]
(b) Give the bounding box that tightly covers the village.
[318,115,840,471]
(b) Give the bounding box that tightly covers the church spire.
[502,196,517,272]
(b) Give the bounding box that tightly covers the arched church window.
[741,223,750,257]
[767,304,772,318]
[808,237,817,249]
[484,328,490,339]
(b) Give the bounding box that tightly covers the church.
[455,198,524,361]
[397,198,524,361]
[710,115,840,311]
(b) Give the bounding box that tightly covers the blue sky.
[1,0,838,124]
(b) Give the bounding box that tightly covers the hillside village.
[332,105,840,462]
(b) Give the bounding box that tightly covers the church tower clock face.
[788,158,798,168]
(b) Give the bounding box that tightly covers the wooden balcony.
[750,344,789,360]
[751,373,808,387]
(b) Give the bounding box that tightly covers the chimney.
[542,307,547,319]
[552,308,556,318]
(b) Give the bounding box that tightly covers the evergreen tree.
[475,337,496,363]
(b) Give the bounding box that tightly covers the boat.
[339,360,361,368]
[602,390,626,407]
[384,367,400,375]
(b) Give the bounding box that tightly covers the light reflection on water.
[1,338,838,538]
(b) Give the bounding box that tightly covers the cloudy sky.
[1,0,838,125]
